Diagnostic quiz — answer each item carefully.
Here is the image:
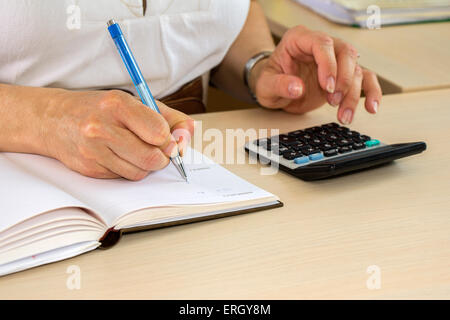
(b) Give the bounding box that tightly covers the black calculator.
[245,122,426,181]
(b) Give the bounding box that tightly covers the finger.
[74,158,119,179]
[328,40,359,107]
[312,33,338,94]
[171,123,193,157]
[156,101,194,130]
[337,65,363,125]
[122,103,181,158]
[107,126,170,172]
[90,167,119,179]
[106,92,173,148]
[362,69,382,114]
[95,146,151,181]
[256,71,305,108]
[156,102,195,156]
[284,28,338,94]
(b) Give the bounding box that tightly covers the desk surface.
[259,0,450,94]
[1,89,450,299]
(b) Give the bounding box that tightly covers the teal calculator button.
[309,152,324,161]
[294,156,310,164]
[365,139,380,147]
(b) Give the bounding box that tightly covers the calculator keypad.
[251,122,383,168]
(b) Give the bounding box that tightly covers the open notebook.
[0,148,281,276]
[294,0,450,27]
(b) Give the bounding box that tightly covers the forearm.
[0,84,63,156]
[210,0,275,102]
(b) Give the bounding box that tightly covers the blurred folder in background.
[293,0,450,27]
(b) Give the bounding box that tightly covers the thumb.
[257,72,304,108]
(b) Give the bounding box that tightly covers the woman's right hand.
[41,89,194,180]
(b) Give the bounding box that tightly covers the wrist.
[248,57,269,100]
[39,88,70,159]
[0,85,63,157]
[244,51,272,102]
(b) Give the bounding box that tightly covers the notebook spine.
[99,227,123,249]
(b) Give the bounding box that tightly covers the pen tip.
[171,155,189,183]
[182,169,189,183]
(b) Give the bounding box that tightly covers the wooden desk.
[1,89,450,299]
[259,0,450,94]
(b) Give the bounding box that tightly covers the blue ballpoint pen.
[107,19,188,182]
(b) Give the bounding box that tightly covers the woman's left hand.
[251,25,382,125]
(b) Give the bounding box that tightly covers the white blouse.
[0,0,250,98]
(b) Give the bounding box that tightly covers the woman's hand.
[42,89,194,180]
[251,26,382,124]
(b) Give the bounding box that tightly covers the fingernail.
[330,91,342,106]
[326,76,335,93]
[163,141,179,158]
[288,82,302,98]
[341,109,353,125]
[373,101,379,113]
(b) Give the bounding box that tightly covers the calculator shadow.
[298,160,401,184]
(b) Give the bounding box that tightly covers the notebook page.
[5,148,275,227]
[0,154,91,233]
[0,240,99,276]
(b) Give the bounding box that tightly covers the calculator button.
[321,122,339,129]
[301,146,320,155]
[326,134,339,142]
[294,156,310,164]
[317,131,329,138]
[333,126,350,134]
[300,133,314,140]
[305,126,321,133]
[290,141,308,149]
[344,130,360,139]
[273,147,289,155]
[365,139,380,147]
[352,142,366,150]
[278,135,298,144]
[309,152,324,161]
[320,142,335,151]
[338,146,352,153]
[310,138,324,146]
[281,141,301,147]
[360,135,371,142]
[282,151,301,160]
[287,130,304,137]
[281,140,301,147]
[324,149,338,157]
[337,138,352,147]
